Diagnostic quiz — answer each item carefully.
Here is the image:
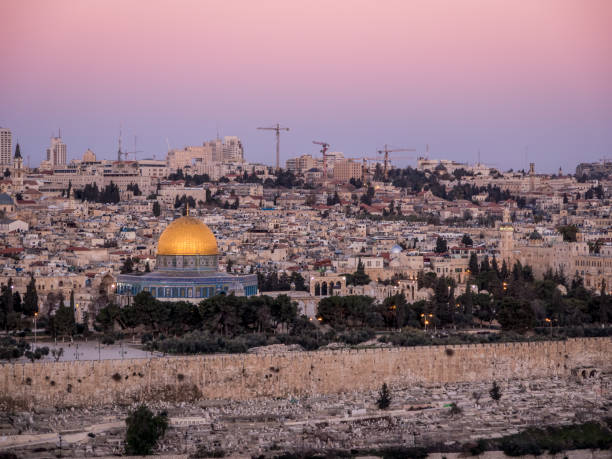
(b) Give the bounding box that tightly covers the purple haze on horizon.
[1,0,611,172]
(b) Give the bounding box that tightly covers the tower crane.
[377,144,416,179]
[313,141,330,182]
[123,136,143,162]
[257,123,290,171]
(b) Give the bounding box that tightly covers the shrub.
[112,373,122,382]
[489,380,502,402]
[101,334,115,345]
[125,405,168,455]
[469,439,488,455]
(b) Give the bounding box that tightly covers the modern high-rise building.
[0,127,12,166]
[166,136,244,171]
[222,136,244,162]
[46,134,67,166]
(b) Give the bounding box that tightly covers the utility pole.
[257,123,289,171]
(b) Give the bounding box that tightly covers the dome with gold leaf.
[157,216,218,256]
[156,216,219,271]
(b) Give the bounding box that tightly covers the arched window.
[314,283,320,296]
[321,282,328,296]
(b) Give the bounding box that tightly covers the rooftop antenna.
[478,149,481,167]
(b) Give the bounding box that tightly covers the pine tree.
[13,291,22,313]
[500,259,509,280]
[491,256,499,275]
[480,255,490,272]
[377,383,392,409]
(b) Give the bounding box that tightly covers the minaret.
[13,143,23,192]
[499,206,514,265]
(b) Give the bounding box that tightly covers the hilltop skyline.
[1,0,611,172]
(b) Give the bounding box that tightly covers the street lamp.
[545,317,552,336]
[34,311,38,351]
[421,313,433,331]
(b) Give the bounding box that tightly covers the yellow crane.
[377,144,416,179]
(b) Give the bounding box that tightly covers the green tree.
[22,275,38,316]
[489,381,502,403]
[12,291,22,313]
[434,236,448,254]
[468,252,479,275]
[461,234,473,246]
[152,200,161,217]
[557,224,578,242]
[51,303,76,340]
[351,259,371,286]
[377,383,392,409]
[125,405,168,456]
[497,297,535,332]
[121,257,134,274]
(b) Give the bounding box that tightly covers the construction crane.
[377,144,416,179]
[313,141,330,182]
[257,123,290,171]
[123,136,143,161]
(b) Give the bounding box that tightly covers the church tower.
[499,206,514,265]
[12,143,24,192]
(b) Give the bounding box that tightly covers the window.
[180,287,185,297]
[187,288,193,297]
[165,287,171,297]
[172,287,178,297]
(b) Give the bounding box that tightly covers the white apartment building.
[0,127,12,166]
[222,136,244,162]
[286,154,316,174]
[167,136,244,171]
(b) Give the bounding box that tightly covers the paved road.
[14,340,163,362]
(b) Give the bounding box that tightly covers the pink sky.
[1,0,611,171]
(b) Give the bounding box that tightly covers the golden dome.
[157,216,218,256]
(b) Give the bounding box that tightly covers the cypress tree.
[23,275,38,316]
[468,252,479,275]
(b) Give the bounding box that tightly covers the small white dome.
[391,244,403,254]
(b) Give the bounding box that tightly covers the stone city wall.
[1,338,610,409]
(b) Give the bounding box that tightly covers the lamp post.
[34,311,38,351]
[545,317,552,336]
[421,313,433,331]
